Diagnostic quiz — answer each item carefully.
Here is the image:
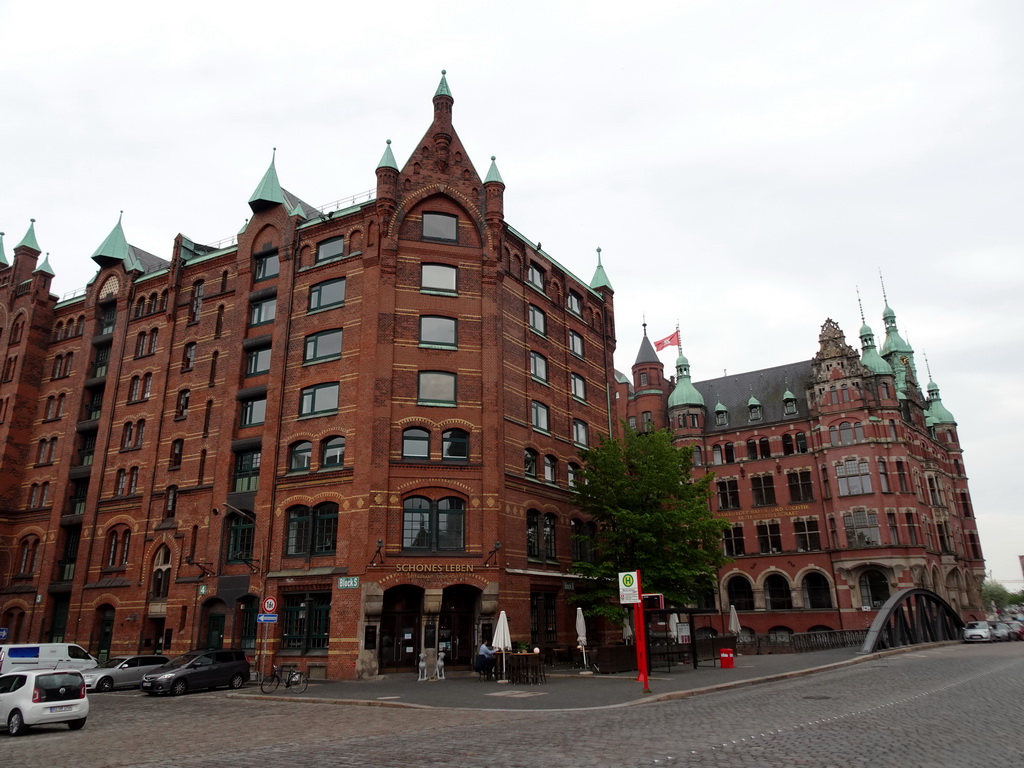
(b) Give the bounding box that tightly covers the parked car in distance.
[1011,622,1024,641]
[989,622,1013,642]
[963,621,992,642]
[82,655,170,692]
[140,649,251,696]
[0,669,89,736]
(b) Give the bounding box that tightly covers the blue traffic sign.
[256,613,278,623]
[0,628,8,640]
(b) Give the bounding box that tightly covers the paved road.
[2,642,1022,767]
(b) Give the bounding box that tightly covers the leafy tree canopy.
[571,427,729,622]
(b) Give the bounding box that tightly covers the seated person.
[475,640,496,676]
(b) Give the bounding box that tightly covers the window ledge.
[304,355,342,366]
[420,289,458,298]
[531,377,549,387]
[419,343,458,351]
[298,411,338,420]
[417,401,456,408]
[307,303,345,315]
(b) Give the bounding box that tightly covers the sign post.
[619,570,650,693]
[259,597,277,681]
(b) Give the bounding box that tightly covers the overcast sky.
[2,1,1021,584]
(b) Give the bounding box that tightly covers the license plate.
[50,705,72,713]
[141,681,152,687]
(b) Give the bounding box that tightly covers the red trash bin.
[719,648,734,669]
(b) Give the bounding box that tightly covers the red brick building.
[618,315,986,639]
[0,74,617,678]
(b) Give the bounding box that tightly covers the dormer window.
[749,404,762,421]
[422,212,457,241]
[784,399,797,416]
[715,410,728,427]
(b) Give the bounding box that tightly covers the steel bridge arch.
[860,587,964,653]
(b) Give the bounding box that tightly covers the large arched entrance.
[379,585,424,672]
[438,585,481,668]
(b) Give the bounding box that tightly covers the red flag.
[653,330,680,351]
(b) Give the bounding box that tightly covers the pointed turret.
[435,70,452,98]
[925,378,956,425]
[249,148,285,213]
[668,349,705,408]
[17,219,40,252]
[0,232,7,268]
[590,247,613,291]
[33,252,55,276]
[634,334,658,366]
[377,138,399,171]
[859,321,892,375]
[484,156,503,184]
[92,212,142,271]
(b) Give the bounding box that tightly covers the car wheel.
[170,679,188,696]
[96,677,114,693]
[229,673,245,690]
[67,718,87,731]
[7,710,27,737]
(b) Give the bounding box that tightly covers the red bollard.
[719,648,734,669]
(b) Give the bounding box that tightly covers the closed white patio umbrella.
[492,610,512,682]
[575,607,591,674]
[728,604,742,636]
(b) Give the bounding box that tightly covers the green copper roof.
[92,213,142,271]
[377,139,399,171]
[435,69,452,98]
[747,394,761,407]
[926,380,956,424]
[0,232,7,267]
[249,149,285,211]
[34,252,55,276]
[668,352,704,408]
[714,401,727,412]
[17,219,40,251]
[783,389,796,401]
[859,322,892,375]
[485,156,504,184]
[590,247,613,291]
[289,201,305,218]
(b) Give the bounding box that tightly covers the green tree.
[981,580,1013,611]
[571,427,729,622]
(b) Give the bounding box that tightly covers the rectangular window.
[837,459,872,496]
[304,329,343,362]
[566,290,582,316]
[419,316,457,347]
[756,521,782,553]
[245,348,272,376]
[716,479,740,510]
[794,518,821,551]
[787,471,814,503]
[241,398,267,427]
[528,305,546,335]
[887,511,901,545]
[572,420,588,448]
[421,264,457,293]
[316,237,344,262]
[254,251,280,281]
[878,460,891,492]
[896,460,909,493]
[751,475,777,506]
[233,450,261,492]
[422,212,458,241]
[309,278,346,311]
[299,383,339,416]
[845,509,880,547]
[570,373,586,400]
[905,512,919,545]
[249,298,277,327]
[568,330,583,357]
[531,401,550,432]
[723,524,745,556]
[527,263,545,290]
[418,371,456,405]
[530,351,548,383]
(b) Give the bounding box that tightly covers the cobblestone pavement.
[2,642,1022,768]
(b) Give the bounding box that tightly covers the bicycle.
[259,665,308,694]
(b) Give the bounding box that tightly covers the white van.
[0,643,98,674]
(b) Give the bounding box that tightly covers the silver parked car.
[82,655,170,692]
[989,622,1013,642]
[963,620,992,642]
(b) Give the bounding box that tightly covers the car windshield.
[98,657,130,668]
[966,622,987,629]
[166,654,201,669]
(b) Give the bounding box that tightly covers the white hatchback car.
[962,620,992,643]
[0,669,89,736]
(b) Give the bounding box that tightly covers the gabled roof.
[694,360,812,432]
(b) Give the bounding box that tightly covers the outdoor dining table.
[495,652,546,685]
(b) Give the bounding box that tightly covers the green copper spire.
[859,322,892,375]
[590,247,613,291]
[34,252,55,277]
[485,155,503,184]
[435,69,452,98]
[668,349,704,408]
[0,231,7,267]
[17,219,40,251]
[926,379,956,424]
[249,148,285,212]
[377,139,398,171]
[92,212,142,271]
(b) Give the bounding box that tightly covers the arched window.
[135,332,147,358]
[151,546,171,597]
[544,455,557,483]
[164,485,177,517]
[723,442,735,463]
[176,389,190,418]
[712,445,723,465]
[182,342,197,371]
[524,448,538,479]
[795,432,807,453]
[692,446,702,466]
[802,572,832,609]
[543,513,557,559]
[321,436,346,468]
[402,428,430,460]
[727,576,755,611]
[18,537,40,575]
[759,437,770,459]
[568,463,581,488]
[190,281,204,322]
[746,439,757,460]
[854,422,865,442]
[764,574,793,610]
[289,441,312,472]
[148,328,159,355]
[128,467,139,494]
[859,570,890,608]
[441,429,469,461]
[526,510,540,559]
[169,439,184,469]
[839,422,853,445]
[571,519,596,562]
[402,496,464,551]
[782,433,794,455]
[285,502,339,556]
[121,422,134,450]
